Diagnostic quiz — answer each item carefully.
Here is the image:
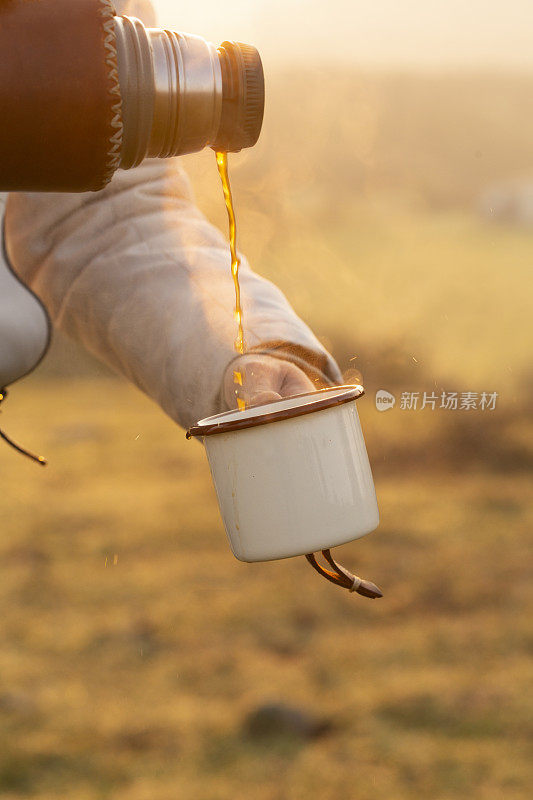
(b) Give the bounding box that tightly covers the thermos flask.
[0,0,265,192]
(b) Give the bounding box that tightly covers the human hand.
[223,354,316,410]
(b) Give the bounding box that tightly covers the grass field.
[0,378,531,800]
[1,71,532,798]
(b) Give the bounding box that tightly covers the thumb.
[224,355,284,409]
[248,389,282,406]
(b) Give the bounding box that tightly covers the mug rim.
[186,384,364,439]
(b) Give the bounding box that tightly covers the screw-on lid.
[212,41,265,152]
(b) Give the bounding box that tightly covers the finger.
[230,357,283,406]
[248,390,282,406]
[279,362,316,397]
[224,356,280,408]
[223,356,316,409]
[241,363,314,406]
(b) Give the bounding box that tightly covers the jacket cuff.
[248,340,343,387]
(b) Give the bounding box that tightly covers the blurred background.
[0,1,532,798]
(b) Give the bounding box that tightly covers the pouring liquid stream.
[215,151,246,411]
[214,153,381,598]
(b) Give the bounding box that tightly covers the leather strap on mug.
[305,549,383,598]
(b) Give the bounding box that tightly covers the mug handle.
[305,549,383,599]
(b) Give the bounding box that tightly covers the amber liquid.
[216,151,245,355]
[216,151,246,411]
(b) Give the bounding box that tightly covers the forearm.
[5,158,340,428]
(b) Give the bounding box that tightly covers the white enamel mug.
[186,385,379,562]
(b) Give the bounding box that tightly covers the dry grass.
[1,70,532,798]
[0,378,531,799]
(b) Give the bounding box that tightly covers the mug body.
[187,386,379,562]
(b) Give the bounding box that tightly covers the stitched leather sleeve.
[0,0,122,192]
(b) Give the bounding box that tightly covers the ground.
[0,377,531,799]
[1,70,532,799]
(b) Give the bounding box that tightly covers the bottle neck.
[115,16,223,169]
[114,16,265,169]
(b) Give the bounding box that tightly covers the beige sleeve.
[5,159,341,429]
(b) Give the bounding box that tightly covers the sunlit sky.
[152,0,533,70]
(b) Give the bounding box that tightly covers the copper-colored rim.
[186,385,364,439]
